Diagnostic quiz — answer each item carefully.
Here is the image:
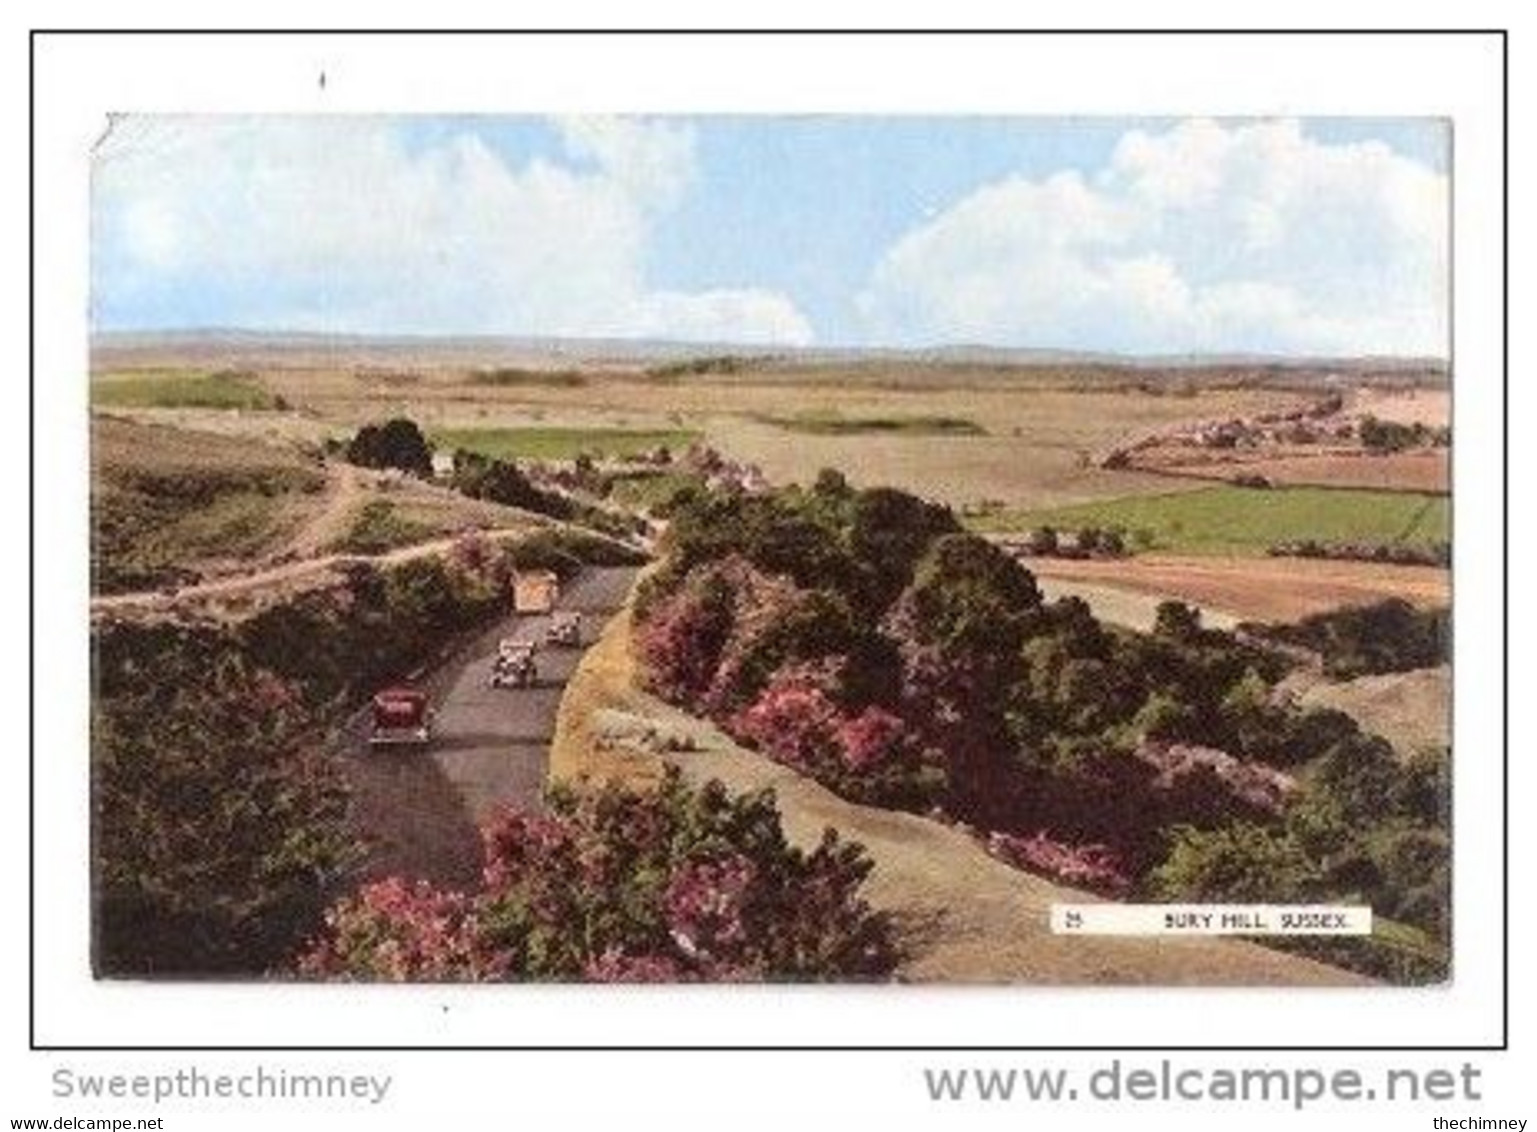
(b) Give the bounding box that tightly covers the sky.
[91,115,1450,357]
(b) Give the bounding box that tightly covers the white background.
[4,7,1530,1127]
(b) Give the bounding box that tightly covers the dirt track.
[89,524,541,616]
[343,567,637,888]
[282,460,364,558]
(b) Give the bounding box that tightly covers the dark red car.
[368,687,433,748]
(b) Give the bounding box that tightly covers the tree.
[1149,823,1322,904]
[1133,689,1195,741]
[345,418,433,477]
[884,534,1042,822]
[813,467,853,499]
[1026,526,1059,556]
[1358,415,1419,453]
[1098,527,1127,557]
[847,487,961,612]
[1153,600,1203,641]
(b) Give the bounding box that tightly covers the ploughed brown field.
[1026,553,1450,623]
[1139,448,1449,493]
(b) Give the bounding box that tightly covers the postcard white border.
[27,29,1506,1049]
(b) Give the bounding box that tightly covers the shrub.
[502,528,646,576]
[451,449,571,518]
[726,662,845,773]
[299,771,898,981]
[1359,415,1424,453]
[837,706,908,773]
[703,581,862,714]
[1369,826,1451,936]
[847,487,962,611]
[633,568,740,707]
[1024,526,1059,555]
[293,877,509,981]
[338,500,435,553]
[1240,600,1448,679]
[1148,823,1322,904]
[1153,600,1203,642]
[93,623,356,976]
[1266,540,1449,568]
[987,831,1132,896]
[1230,473,1273,489]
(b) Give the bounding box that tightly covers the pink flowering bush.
[583,949,686,983]
[632,567,739,707]
[986,831,1132,897]
[837,706,908,772]
[296,877,510,981]
[723,663,943,810]
[663,854,757,959]
[636,555,856,718]
[1133,740,1295,818]
[299,770,898,982]
[725,662,844,772]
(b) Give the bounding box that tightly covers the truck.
[368,686,433,748]
[544,610,582,648]
[489,639,538,689]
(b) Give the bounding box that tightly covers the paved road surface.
[343,566,637,887]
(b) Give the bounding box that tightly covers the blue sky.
[92,115,1449,356]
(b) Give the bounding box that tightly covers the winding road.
[342,566,638,887]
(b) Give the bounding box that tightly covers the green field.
[606,470,709,511]
[91,370,279,410]
[432,426,699,462]
[973,485,1450,555]
[755,410,985,436]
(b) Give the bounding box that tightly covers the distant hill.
[90,328,1448,382]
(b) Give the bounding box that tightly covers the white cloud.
[92,115,811,345]
[552,115,696,211]
[859,119,1448,356]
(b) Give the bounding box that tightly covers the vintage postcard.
[89,114,1451,986]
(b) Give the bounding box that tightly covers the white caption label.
[1051,904,1373,936]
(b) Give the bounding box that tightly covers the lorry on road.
[512,570,559,614]
[489,639,538,689]
[368,686,433,748]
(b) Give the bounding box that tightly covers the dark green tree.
[345,418,433,477]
